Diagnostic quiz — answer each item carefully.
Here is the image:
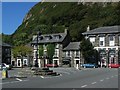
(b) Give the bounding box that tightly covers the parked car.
[45,64,58,67]
[81,64,98,68]
[0,63,7,70]
[108,64,120,68]
[2,63,12,70]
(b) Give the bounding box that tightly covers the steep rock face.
[3,2,120,46]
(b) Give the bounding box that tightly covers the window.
[54,35,61,40]
[100,41,104,46]
[109,35,115,46]
[54,49,59,57]
[56,44,59,48]
[89,37,95,45]
[67,51,70,57]
[76,51,79,57]
[110,36,114,41]
[45,36,52,40]
[54,49,58,57]
[99,37,105,46]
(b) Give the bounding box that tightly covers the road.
[1,68,119,88]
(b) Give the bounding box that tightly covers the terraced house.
[82,26,120,67]
[1,42,11,64]
[31,30,81,68]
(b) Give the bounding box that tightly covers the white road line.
[106,78,109,80]
[91,82,97,84]
[111,76,114,78]
[100,79,104,82]
[0,80,29,85]
[16,78,22,81]
[40,76,44,79]
[81,85,87,88]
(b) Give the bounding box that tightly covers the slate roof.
[0,42,11,47]
[63,42,80,50]
[32,33,67,44]
[82,26,120,35]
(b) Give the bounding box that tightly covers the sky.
[2,2,38,35]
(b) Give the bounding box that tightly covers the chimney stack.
[64,28,68,34]
[87,25,90,32]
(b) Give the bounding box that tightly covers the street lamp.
[35,31,42,67]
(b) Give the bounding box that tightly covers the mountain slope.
[3,2,120,46]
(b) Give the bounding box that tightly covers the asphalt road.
[1,68,119,88]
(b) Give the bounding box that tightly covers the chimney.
[64,28,68,34]
[87,25,90,32]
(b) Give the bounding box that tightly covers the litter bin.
[2,68,8,79]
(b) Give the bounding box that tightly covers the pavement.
[1,68,119,88]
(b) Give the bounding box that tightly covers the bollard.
[2,68,8,79]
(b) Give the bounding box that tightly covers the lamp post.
[35,31,42,67]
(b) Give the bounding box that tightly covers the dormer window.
[38,36,43,40]
[54,35,61,40]
[45,35,52,40]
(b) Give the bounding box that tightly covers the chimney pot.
[65,28,68,34]
[87,25,90,32]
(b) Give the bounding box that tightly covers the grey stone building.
[82,26,120,67]
[31,29,71,68]
[31,30,81,68]
[63,42,81,69]
[0,42,11,64]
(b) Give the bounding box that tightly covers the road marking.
[81,85,87,88]
[111,76,114,78]
[40,76,44,79]
[91,82,97,84]
[0,80,29,85]
[16,78,22,81]
[100,79,104,82]
[106,78,109,80]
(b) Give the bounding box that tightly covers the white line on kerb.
[100,79,104,82]
[0,80,29,85]
[106,78,109,80]
[16,78,22,81]
[111,76,114,78]
[91,82,97,84]
[81,85,87,88]
[40,76,44,79]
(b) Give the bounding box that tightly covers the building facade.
[31,29,71,67]
[82,26,120,67]
[31,30,81,68]
[1,43,11,64]
[63,42,81,69]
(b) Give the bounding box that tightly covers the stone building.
[82,26,120,67]
[31,30,81,68]
[31,29,71,68]
[0,42,11,64]
[63,42,81,69]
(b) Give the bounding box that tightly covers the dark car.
[81,64,98,68]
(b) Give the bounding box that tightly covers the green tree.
[47,44,55,64]
[80,38,98,64]
[12,45,32,66]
